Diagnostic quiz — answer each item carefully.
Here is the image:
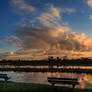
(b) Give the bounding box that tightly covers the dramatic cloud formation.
[13,26,92,56]
[9,6,91,60]
[0,2,92,60]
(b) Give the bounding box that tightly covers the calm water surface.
[0,65,92,88]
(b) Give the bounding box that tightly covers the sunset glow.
[0,0,92,60]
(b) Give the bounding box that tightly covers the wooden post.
[5,78,7,83]
[52,83,55,86]
[72,84,75,88]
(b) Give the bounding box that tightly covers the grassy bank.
[0,81,92,92]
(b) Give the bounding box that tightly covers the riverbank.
[0,81,92,92]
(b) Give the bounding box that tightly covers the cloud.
[37,5,76,28]
[10,0,36,15]
[9,36,23,47]
[15,26,92,52]
[90,15,92,19]
[2,5,92,60]
[87,0,92,8]
[86,0,92,20]
[0,52,8,60]
[61,8,76,14]
[0,52,15,60]
[0,36,23,47]
[3,25,91,60]
[1,28,92,60]
[37,5,61,27]
[10,1,76,27]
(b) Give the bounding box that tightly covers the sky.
[0,0,92,60]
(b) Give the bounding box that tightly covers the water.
[1,65,92,69]
[1,65,92,88]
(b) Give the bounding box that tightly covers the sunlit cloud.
[9,26,92,60]
[87,0,92,8]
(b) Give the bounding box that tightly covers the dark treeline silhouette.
[0,56,92,66]
[0,67,92,74]
[0,57,92,73]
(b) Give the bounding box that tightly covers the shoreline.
[0,81,92,92]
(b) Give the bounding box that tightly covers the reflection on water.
[1,65,92,69]
[1,65,92,88]
[78,74,92,88]
[1,71,92,88]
